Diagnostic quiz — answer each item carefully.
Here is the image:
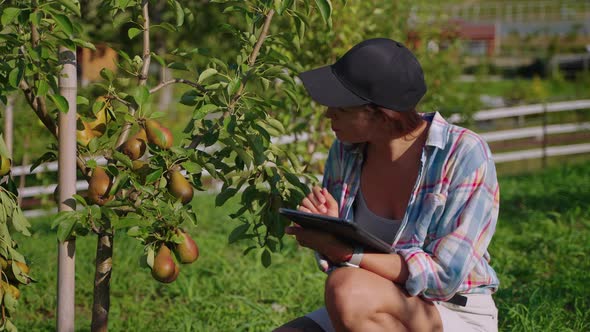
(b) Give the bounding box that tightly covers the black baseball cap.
[298,38,427,112]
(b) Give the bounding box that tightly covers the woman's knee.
[324,268,375,322]
[324,267,410,330]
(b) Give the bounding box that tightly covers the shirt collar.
[423,111,449,150]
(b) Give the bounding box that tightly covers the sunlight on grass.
[11,161,590,331]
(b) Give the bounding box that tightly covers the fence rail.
[8,99,590,216]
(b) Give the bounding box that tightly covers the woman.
[276,38,499,331]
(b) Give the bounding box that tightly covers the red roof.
[450,19,495,40]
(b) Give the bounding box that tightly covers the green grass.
[11,161,590,331]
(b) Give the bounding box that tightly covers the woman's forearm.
[359,252,409,284]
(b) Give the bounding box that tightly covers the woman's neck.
[367,120,429,165]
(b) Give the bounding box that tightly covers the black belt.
[446,293,468,306]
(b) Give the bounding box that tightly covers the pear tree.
[0,0,335,330]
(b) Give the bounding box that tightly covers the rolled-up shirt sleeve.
[397,157,499,300]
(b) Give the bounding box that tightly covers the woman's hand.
[285,225,353,264]
[297,186,339,217]
[285,186,352,263]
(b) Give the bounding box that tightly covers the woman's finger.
[322,187,339,217]
[312,186,326,204]
[300,197,319,214]
[307,186,328,214]
[305,191,323,211]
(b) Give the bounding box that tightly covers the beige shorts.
[433,294,498,332]
[306,294,498,332]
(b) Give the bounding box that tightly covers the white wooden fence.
[10,99,590,217]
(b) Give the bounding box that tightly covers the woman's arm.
[358,252,409,284]
[397,157,499,300]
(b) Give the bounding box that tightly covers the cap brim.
[298,66,368,108]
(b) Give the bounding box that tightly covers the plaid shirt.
[319,112,500,301]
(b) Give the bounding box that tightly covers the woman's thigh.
[324,267,443,331]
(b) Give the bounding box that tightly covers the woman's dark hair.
[366,105,423,137]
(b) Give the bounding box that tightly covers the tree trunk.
[57,45,77,332]
[91,231,114,332]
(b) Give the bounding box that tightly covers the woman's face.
[324,106,378,143]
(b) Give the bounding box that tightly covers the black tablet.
[279,208,394,253]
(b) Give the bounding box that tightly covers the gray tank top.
[354,189,401,245]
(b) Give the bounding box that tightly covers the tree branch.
[110,94,131,108]
[139,0,151,86]
[187,9,276,150]
[115,0,151,149]
[19,64,90,180]
[19,80,57,138]
[248,9,274,67]
[149,78,206,94]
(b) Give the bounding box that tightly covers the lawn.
[11,160,590,331]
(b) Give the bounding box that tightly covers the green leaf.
[156,22,177,32]
[134,85,150,105]
[168,62,189,71]
[149,111,166,119]
[281,0,295,13]
[3,292,18,317]
[215,187,238,206]
[3,318,17,332]
[37,80,50,96]
[72,194,88,207]
[77,95,89,105]
[57,215,77,242]
[234,147,252,167]
[112,216,151,230]
[109,173,130,196]
[198,68,218,83]
[266,118,285,134]
[174,0,184,26]
[1,8,20,26]
[228,223,250,243]
[282,170,308,194]
[151,52,166,67]
[100,68,114,82]
[53,14,74,35]
[57,0,81,16]
[274,0,285,15]
[128,27,142,40]
[48,94,69,113]
[146,246,155,268]
[145,168,163,184]
[9,209,31,237]
[72,38,95,50]
[0,135,11,160]
[181,161,202,174]
[92,99,106,114]
[227,77,241,96]
[112,151,133,169]
[261,249,272,267]
[30,151,57,172]
[193,104,218,120]
[8,66,23,88]
[313,0,332,26]
[180,90,200,106]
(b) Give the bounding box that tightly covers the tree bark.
[91,231,114,332]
